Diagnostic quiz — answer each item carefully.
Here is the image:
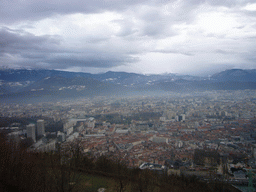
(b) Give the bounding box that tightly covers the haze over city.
[1,0,256,76]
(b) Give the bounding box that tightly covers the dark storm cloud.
[44,54,139,68]
[0,0,150,24]
[1,0,256,74]
[0,27,138,69]
[0,27,60,55]
[2,0,255,24]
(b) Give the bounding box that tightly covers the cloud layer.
[1,0,256,75]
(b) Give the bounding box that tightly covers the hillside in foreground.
[0,133,239,192]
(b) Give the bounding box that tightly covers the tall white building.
[27,124,36,142]
[37,119,45,136]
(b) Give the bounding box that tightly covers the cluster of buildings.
[26,119,45,142]
[1,90,256,182]
[25,120,59,152]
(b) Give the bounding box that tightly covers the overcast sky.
[1,0,256,76]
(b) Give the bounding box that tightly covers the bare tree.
[49,139,83,192]
[113,156,129,192]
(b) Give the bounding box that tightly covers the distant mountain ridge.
[0,68,256,102]
[0,69,203,86]
[211,69,256,82]
[0,69,93,82]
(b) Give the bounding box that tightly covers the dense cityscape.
[1,90,256,191]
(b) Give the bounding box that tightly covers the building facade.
[27,124,36,142]
[37,119,45,136]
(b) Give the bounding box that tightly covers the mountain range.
[0,68,256,102]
